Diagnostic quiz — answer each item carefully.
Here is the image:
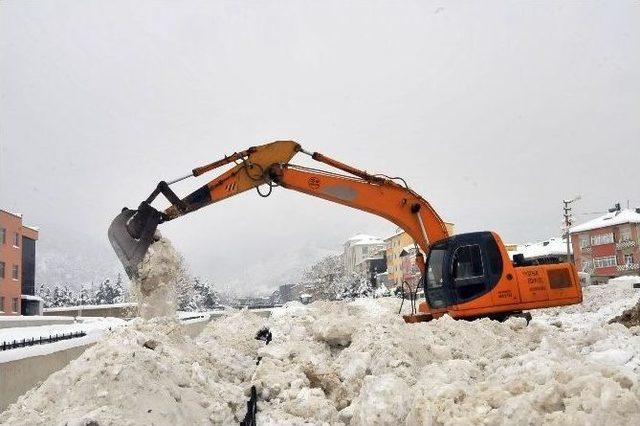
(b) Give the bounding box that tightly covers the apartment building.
[570,206,640,282]
[343,234,386,274]
[0,210,40,316]
[384,222,455,288]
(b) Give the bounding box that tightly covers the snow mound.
[255,284,640,424]
[2,277,640,425]
[1,312,267,425]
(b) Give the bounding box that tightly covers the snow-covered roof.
[21,295,43,302]
[399,244,423,256]
[508,237,570,260]
[347,233,376,241]
[351,237,384,246]
[24,225,40,231]
[570,208,640,234]
[384,229,406,240]
[0,209,22,218]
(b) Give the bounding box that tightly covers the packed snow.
[2,272,640,424]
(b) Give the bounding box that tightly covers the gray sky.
[1,1,638,294]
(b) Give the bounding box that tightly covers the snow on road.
[1,277,639,425]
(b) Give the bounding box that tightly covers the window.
[12,298,19,313]
[426,248,446,289]
[620,227,632,242]
[452,245,484,280]
[0,227,5,244]
[13,232,20,247]
[0,261,4,278]
[624,254,634,266]
[0,296,4,312]
[11,264,19,280]
[591,233,614,246]
[594,255,616,269]
[579,235,590,248]
[581,260,593,272]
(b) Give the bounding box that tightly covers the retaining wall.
[0,343,92,411]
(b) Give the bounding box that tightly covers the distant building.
[570,205,640,282]
[0,210,41,316]
[343,234,386,274]
[384,231,414,288]
[508,237,571,264]
[384,222,455,289]
[355,247,387,288]
[275,284,294,304]
[399,245,424,293]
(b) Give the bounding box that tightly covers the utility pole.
[563,196,581,261]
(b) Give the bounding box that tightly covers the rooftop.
[0,209,22,218]
[508,237,570,259]
[347,234,385,246]
[570,208,640,234]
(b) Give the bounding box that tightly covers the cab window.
[426,248,446,288]
[452,244,484,280]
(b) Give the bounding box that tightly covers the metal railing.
[0,331,87,351]
[617,263,639,272]
[616,240,637,250]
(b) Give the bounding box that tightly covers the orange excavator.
[108,140,582,322]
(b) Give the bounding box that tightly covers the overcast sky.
[1,1,638,294]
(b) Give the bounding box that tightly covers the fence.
[1,331,87,351]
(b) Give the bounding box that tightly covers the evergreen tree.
[38,283,54,308]
[48,284,78,307]
[78,284,96,306]
[95,277,123,305]
[193,277,220,310]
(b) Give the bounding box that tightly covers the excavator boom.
[109,140,447,277]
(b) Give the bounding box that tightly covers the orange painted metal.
[273,164,449,256]
[163,140,582,322]
[415,233,583,320]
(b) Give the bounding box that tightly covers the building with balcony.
[355,247,387,289]
[343,234,386,274]
[570,206,640,283]
[0,210,41,316]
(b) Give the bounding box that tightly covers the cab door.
[446,232,504,310]
[424,242,455,310]
[450,243,489,304]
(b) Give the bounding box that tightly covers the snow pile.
[2,275,640,425]
[610,276,640,327]
[253,288,640,424]
[1,312,267,425]
[133,237,182,319]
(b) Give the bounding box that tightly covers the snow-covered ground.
[1,277,639,425]
[0,317,126,363]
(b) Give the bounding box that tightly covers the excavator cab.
[411,231,582,322]
[424,232,504,310]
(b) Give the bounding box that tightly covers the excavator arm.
[108,140,449,278]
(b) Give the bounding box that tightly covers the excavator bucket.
[107,202,163,279]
